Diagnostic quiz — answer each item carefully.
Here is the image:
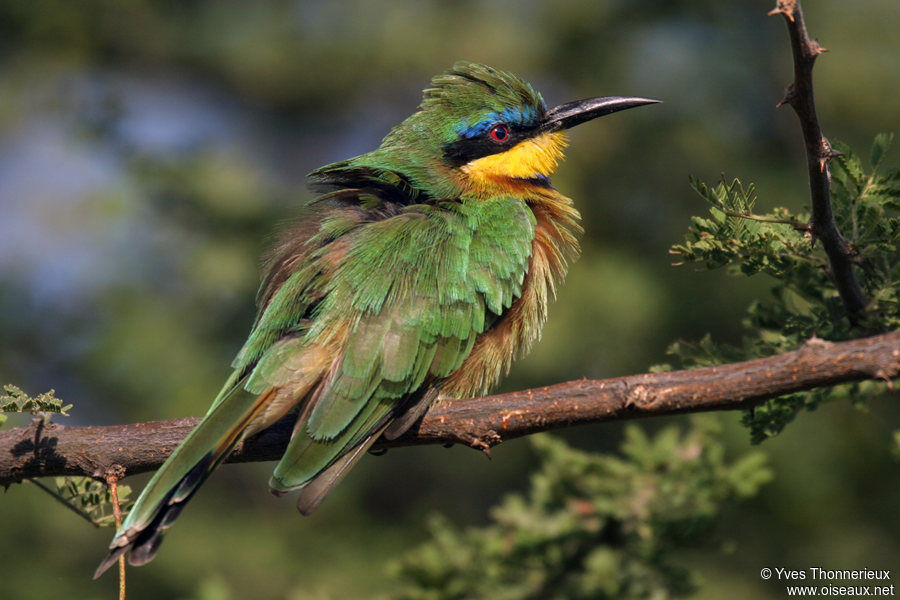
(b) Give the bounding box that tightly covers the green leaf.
[1,384,70,417]
[391,420,771,600]
[30,476,133,528]
[871,132,893,170]
[671,135,898,443]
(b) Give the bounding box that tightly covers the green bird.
[95,61,658,577]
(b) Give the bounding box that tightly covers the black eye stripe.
[442,123,533,167]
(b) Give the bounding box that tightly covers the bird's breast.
[442,188,582,398]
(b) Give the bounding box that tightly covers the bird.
[94,61,658,577]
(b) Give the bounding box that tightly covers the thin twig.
[721,209,808,229]
[0,331,897,485]
[105,468,127,600]
[26,479,101,527]
[769,0,869,325]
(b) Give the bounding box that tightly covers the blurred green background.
[0,1,897,598]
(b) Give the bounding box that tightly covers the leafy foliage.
[30,476,133,528]
[832,134,900,329]
[391,419,771,600]
[1,385,131,527]
[0,384,72,426]
[666,136,899,442]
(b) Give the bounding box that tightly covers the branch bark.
[769,0,869,325]
[1,332,897,486]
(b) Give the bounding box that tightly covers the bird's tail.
[93,382,274,579]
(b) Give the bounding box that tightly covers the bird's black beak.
[542,96,661,132]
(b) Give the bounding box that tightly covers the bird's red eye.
[490,124,509,142]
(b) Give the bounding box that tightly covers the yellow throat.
[461,131,568,194]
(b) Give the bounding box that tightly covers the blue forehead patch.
[456,105,540,139]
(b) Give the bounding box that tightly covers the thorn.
[818,138,843,172]
[810,39,828,56]
[804,225,817,247]
[767,0,796,22]
[776,83,798,109]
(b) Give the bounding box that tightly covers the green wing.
[96,193,536,576]
[251,196,536,497]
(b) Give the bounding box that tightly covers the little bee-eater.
[95,61,658,576]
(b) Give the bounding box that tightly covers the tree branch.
[769,0,869,325]
[0,4,893,487]
[1,332,896,486]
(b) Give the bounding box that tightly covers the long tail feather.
[382,388,437,440]
[93,385,275,578]
[294,424,388,515]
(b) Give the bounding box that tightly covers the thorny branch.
[0,332,897,486]
[769,0,869,325]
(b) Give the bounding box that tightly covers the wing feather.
[265,195,534,493]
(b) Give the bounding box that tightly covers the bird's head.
[311,62,659,199]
